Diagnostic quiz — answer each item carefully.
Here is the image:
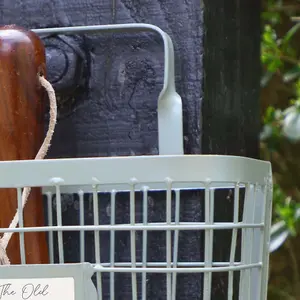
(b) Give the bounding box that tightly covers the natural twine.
[0,74,57,265]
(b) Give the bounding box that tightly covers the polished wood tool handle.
[0,25,49,264]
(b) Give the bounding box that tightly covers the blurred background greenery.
[261,1,300,299]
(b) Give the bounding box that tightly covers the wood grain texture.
[0,1,203,298]
[202,1,261,298]
[0,0,203,158]
[0,25,49,264]
[202,0,261,158]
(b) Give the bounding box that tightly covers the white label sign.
[0,277,74,300]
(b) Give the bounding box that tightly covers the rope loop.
[0,74,57,265]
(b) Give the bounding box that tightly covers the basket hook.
[32,23,184,155]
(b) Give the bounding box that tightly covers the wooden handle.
[0,25,49,264]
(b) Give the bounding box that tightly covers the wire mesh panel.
[0,155,272,300]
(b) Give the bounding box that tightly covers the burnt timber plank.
[202,0,261,158]
[202,1,261,298]
[0,0,203,158]
[0,1,204,299]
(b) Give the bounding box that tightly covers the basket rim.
[0,154,272,189]
[0,153,271,164]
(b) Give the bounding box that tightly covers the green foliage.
[261,21,300,87]
[261,1,300,246]
[274,184,300,235]
[261,1,300,298]
[261,25,283,75]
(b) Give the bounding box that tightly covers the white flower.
[282,106,300,140]
[260,124,273,140]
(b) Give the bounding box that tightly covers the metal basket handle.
[32,23,184,155]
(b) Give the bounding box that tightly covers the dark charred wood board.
[202,1,261,298]
[0,0,202,158]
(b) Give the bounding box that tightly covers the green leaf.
[263,27,277,45]
[283,65,300,82]
[264,57,282,72]
[295,80,300,98]
[264,106,276,124]
[282,23,300,45]
[261,11,281,24]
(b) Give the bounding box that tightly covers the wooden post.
[202,0,261,158]
[202,1,261,298]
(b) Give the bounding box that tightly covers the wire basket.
[0,24,273,300]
